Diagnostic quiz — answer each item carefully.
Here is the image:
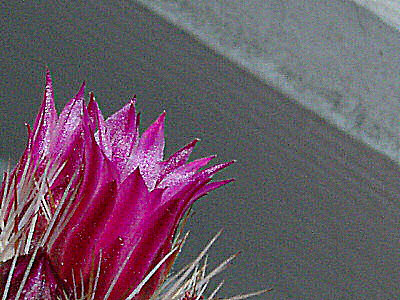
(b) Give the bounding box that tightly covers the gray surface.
[1,1,400,299]
[138,0,400,165]
[354,0,400,30]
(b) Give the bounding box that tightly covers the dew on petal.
[0,71,235,300]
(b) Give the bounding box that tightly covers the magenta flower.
[0,71,235,299]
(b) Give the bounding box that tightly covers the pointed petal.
[194,160,235,181]
[87,92,98,132]
[105,97,137,140]
[158,156,215,189]
[192,178,235,199]
[31,70,58,162]
[104,98,138,170]
[137,111,165,160]
[128,112,166,188]
[50,82,85,157]
[88,93,112,158]
[158,139,199,182]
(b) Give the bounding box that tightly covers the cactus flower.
[0,71,234,299]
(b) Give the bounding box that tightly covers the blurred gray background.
[1,1,400,299]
